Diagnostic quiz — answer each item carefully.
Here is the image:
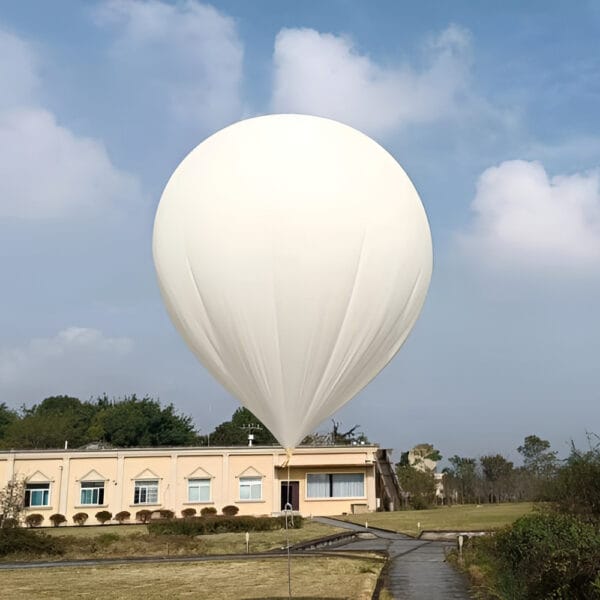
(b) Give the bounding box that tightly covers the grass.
[341,502,537,536]
[3,521,344,562]
[0,555,384,599]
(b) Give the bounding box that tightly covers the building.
[0,445,399,526]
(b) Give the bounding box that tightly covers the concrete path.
[313,517,471,600]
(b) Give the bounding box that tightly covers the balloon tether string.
[283,447,293,599]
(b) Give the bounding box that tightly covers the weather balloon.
[153,114,432,449]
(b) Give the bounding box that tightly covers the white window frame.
[25,482,50,508]
[187,478,211,503]
[80,481,105,506]
[134,479,159,505]
[239,476,262,501]
[306,473,365,499]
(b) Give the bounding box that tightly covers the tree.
[480,454,514,503]
[396,464,436,509]
[0,403,17,441]
[0,476,26,528]
[1,395,198,449]
[550,436,600,521]
[518,435,558,479]
[94,395,197,447]
[444,455,478,504]
[207,407,277,446]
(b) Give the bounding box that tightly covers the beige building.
[0,445,400,526]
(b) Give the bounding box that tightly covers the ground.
[341,502,536,536]
[0,555,383,600]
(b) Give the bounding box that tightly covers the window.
[80,481,105,505]
[134,480,158,504]
[188,478,210,502]
[239,476,262,501]
[24,483,50,507]
[307,473,364,498]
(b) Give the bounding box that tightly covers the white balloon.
[153,114,432,449]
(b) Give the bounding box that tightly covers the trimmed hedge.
[25,514,44,528]
[148,515,304,536]
[199,506,217,517]
[72,512,89,526]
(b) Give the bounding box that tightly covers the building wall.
[0,446,378,525]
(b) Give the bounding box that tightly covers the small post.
[457,534,464,556]
[365,520,368,529]
[417,521,421,531]
[245,531,249,554]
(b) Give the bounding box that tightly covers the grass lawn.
[5,521,344,562]
[0,555,383,599]
[342,502,537,536]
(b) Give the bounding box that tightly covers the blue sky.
[1,1,599,462]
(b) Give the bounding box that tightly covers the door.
[280,481,300,511]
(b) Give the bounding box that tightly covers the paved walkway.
[314,517,471,600]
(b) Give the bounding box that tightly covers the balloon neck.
[282,447,293,468]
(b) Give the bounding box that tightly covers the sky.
[0,1,599,463]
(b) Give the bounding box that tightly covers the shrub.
[136,509,152,524]
[24,514,43,528]
[114,510,130,524]
[159,509,175,519]
[470,513,600,599]
[149,515,304,536]
[181,508,197,518]
[72,512,89,526]
[95,510,112,525]
[49,513,66,527]
[200,506,217,517]
[222,505,239,517]
[0,528,64,557]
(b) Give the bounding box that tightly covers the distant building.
[0,445,400,525]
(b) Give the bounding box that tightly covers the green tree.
[480,454,514,503]
[550,437,600,521]
[444,455,478,504]
[94,395,197,447]
[207,407,277,446]
[1,396,97,449]
[0,403,17,441]
[396,464,436,509]
[517,434,558,478]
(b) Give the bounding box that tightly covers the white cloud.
[0,108,140,219]
[94,0,243,129]
[460,160,600,270]
[270,25,472,135]
[0,327,133,392]
[0,28,141,220]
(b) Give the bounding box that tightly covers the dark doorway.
[280,481,300,511]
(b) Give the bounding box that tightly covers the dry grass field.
[0,555,384,600]
[342,502,537,536]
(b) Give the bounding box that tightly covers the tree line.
[397,435,561,508]
[0,396,366,450]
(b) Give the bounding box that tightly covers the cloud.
[0,108,140,219]
[270,25,472,135]
[94,0,243,129]
[0,28,141,220]
[0,328,133,402]
[459,160,600,270]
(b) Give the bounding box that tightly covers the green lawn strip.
[341,503,537,536]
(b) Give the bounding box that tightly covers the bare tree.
[0,476,26,528]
